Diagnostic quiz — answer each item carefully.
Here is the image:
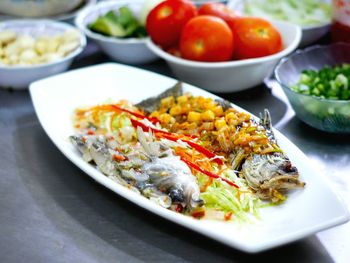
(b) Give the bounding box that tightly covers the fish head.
[241,153,304,200]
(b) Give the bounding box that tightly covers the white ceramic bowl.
[0,0,97,24]
[0,20,86,90]
[147,20,301,93]
[75,0,158,65]
[299,22,331,47]
[227,0,331,47]
[0,0,83,18]
[192,0,228,6]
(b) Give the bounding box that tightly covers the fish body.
[70,135,141,190]
[136,127,203,209]
[136,87,305,201]
[70,127,203,210]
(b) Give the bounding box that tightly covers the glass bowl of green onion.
[274,43,350,134]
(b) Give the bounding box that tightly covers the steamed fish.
[70,82,305,220]
[70,126,203,211]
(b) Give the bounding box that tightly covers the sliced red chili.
[130,118,172,136]
[180,157,239,189]
[87,130,95,135]
[130,119,223,165]
[111,105,159,124]
[191,208,206,219]
[175,204,183,213]
[113,154,127,162]
[159,133,223,165]
[224,211,233,221]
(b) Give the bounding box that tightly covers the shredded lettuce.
[244,0,331,26]
[198,170,263,222]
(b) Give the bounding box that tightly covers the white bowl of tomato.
[145,0,301,93]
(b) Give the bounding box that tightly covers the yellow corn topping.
[150,93,277,155]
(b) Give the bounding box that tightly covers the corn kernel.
[149,111,160,119]
[159,113,173,124]
[187,111,201,122]
[213,106,224,116]
[176,95,188,104]
[161,96,174,107]
[228,118,239,126]
[225,112,237,122]
[203,100,216,110]
[182,103,191,113]
[200,122,214,131]
[215,119,227,130]
[197,96,206,105]
[169,105,182,115]
[201,110,215,121]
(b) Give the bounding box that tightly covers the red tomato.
[198,2,236,28]
[146,0,197,48]
[232,17,283,59]
[180,15,234,62]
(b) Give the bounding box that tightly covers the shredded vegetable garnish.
[243,0,331,26]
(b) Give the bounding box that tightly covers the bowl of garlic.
[0,20,86,89]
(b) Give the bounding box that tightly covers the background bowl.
[147,20,301,93]
[299,22,331,47]
[274,43,350,134]
[0,0,83,18]
[192,0,228,6]
[0,20,86,89]
[75,0,158,65]
[227,0,331,47]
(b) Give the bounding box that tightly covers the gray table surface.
[1,43,349,263]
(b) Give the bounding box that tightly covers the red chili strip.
[130,118,172,136]
[159,133,223,165]
[224,211,233,221]
[180,157,239,189]
[131,119,223,165]
[111,105,159,124]
[182,140,223,165]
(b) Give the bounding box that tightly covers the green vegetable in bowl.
[244,0,331,26]
[88,7,147,38]
[291,64,350,100]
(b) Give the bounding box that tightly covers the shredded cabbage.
[244,0,331,26]
[198,170,263,222]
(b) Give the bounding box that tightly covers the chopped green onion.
[291,64,350,100]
